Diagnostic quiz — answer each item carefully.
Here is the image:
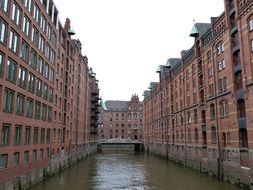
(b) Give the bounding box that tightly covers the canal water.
[32,153,240,190]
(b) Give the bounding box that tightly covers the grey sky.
[54,0,224,101]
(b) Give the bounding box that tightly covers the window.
[48,87,53,102]
[25,127,31,144]
[11,3,21,26]
[221,43,224,52]
[211,126,217,144]
[13,152,19,165]
[251,40,253,52]
[41,104,47,120]
[4,88,14,113]
[220,100,229,118]
[249,19,253,31]
[218,77,227,93]
[0,53,4,78]
[22,16,30,36]
[45,43,50,59]
[24,151,29,163]
[0,19,7,44]
[42,83,48,100]
[187,111,191,124]
[14,125,21,144]
[9,30,19,53]
[31,26,38,46]
[24,0,32,12]
[222,59,225,69]
[36,78,42,96]
[192,64,196,74]
[49,68,54,83]
[210,104,215,120]
[217,42,223,55]
[39,36,45,53]
[1,124,10,144]
[40,149,44,159]
[185,69,189,79]
[33,3,40,23]
[209,83,214,97]
[28,73,35,92]
[20,41,29,62]
[44,63,49,79]
[37,57,43,74]
[18,66,27,88]
[194,128,198,143]
[208,67,213,77]
[0,154,8,168]
[16,94,25,115]
[6,59,17,83]
[40,14,46,32]
[0,0,9,12]
[35,101,41,119]
[46,128,50,143]
[30,49,37,68]
[26,98,33,117]
[40,128,45,143]
[33,128,38,144]
[194,109,198,124]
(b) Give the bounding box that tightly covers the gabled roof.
[165,58,181,69]
[104,100,128,111]
[190,23,211,38]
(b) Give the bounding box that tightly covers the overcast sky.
[53,0,224,101]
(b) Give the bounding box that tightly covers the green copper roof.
[190,23,199,37]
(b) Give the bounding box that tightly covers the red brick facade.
[143,0,253,186]
[99,94,143,141]
[0,0,99,185]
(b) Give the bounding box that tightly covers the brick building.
[0,0,99,187]
[99,94,143,141]
[143,0,253,186]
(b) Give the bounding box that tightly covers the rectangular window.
[218,61,222,71]
[0,53,4,78]
[40,128,45,143]
[46,148,49,158]
[251,40,253,52]
[40,14,46,32]
[4,88,14,113]
[14,125,21,144]
[39,36,45,53]
[26,98,33,117]
[46,128,50,143]
[45,44,50,59]
[31,26,38,46]
[218,78,222,93]
[33,4,40,23]
[13,152,19,165]
[0,19,7,44]
[50,50,55,64]
[18,66,27,88]
[6,59,17,83]
[37,57,43,74]
[33,128,38,144]
[33,150,37,161]
[222,59,225,69]
[0,0,9,12]
[22,16,30,36]
[44,63,49,79]
[40,149,44,159]
[24,0,32,12]
[1,124,10,145]
[43,83,48,100]
[9,30,19,53]
[35,101,41,119]
[36,78,42,96]
[48,87,53,102]
[28,73,35,93]
[223,77,227,92]
[20,41,29,62]
[49,68,54,83]
[11,3,21,26]
[25,126,30,144]
[41,104,47,120]
[0,154,8,168]
[24,151,29,163]
[16,93,25,115]
[30,49,37,68]
[221,43,224,52]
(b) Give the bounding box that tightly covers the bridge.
[98,138,143,153]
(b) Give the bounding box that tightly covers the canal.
[32,153,240,190]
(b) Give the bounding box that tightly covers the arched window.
[227,132,231,144]
[239,128,248,148]
[211,126,217,144]
[210,104,215,120]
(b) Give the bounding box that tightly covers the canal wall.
[0,143,97,190]
[147,143,252,190]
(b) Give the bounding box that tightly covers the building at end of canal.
[98,94,143,142]
[143,0,253,188]
[0,0,99,189]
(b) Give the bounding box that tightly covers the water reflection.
[32,153,240,190]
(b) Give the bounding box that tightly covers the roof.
[190,23,211,38]
[104,100,128,111]
[166,58,181,69]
